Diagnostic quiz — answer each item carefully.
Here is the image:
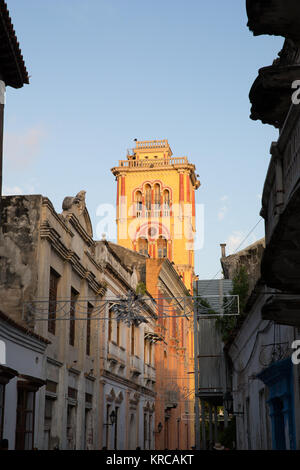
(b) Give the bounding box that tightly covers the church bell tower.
[111,139,200,292]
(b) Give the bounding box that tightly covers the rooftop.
[0,0,29,88]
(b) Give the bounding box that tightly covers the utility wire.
[196,218,263,296]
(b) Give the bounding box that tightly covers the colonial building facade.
[104,244,195,449]
[0,192,157,450]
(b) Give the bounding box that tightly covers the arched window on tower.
[135,191,142,218]
[157,237,168,258]
[163,190,170,217]
[154,184,161,217]
[145,184,151,218]
[138,238,148,256]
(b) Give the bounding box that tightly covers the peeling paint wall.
[0,195,42,324]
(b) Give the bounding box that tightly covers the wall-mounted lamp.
[223,391,244,416]
[154,422,163,434]
[104,410,117,426]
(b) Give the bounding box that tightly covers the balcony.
[249,40,300,128]
[246,0,300,41]
[262,294,300,326]
[249,65,300,128]
[144,363,156,384]
[130,355,143,377]
[261,103,300,299]
[112,155,201,189]
[107,341,126,368]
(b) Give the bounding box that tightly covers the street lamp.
[110,410,116,426]
[223,391,244,416]
[154,422,163,434]
[104,410,117,426]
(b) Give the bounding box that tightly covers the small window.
[163,190,170,216]
[135,191,142,218]
[69,288,79,346]
[48,268,60,335]
[157,237,167,258]
[86,303,93,356]
[117,320,121,346]
[108,305,113,342]
[145,185,151,214]
[138,238,148,256]
[131,324,135,355]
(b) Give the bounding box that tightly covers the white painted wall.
[0,319,47,449]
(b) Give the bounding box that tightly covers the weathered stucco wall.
[0,195,42,324]
[221,238,265,295]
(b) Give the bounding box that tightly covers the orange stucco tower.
[111,139,200,293]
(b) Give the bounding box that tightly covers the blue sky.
[3,0,283,279]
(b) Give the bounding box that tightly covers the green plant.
[195,296,217,316]
[215,266,249,343]
[136,282,146,296]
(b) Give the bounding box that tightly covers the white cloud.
[3,182,36,196]
[218,196,229,221]
[226,230,258,255]
[218,206,228,221]
[4,125,45,170]
[2,186,24,195]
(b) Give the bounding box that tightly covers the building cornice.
[42,198,74,237]
[102,369,156,398]
[64,213,95,248]
[40,220,105,295]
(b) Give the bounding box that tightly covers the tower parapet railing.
[136,139,169,149]
[118,156,188,168]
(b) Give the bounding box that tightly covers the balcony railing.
[246,0,300,42]
[117,157,188,169]
[133,205,171,219]
[130,355,143,375]
[144,363,156,382]
[136,139,168,149]
[262,105,300,243]
[108,341,126,365]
